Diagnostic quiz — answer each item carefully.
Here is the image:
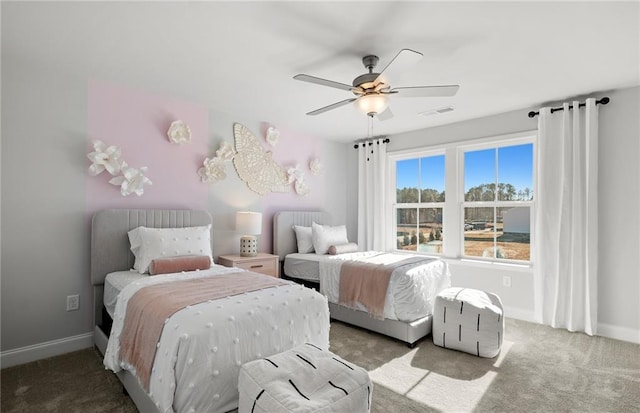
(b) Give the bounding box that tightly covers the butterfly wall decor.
[232,123,291,195]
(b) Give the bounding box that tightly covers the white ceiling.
[3,1,639,143]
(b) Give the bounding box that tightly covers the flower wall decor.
[198,157,227,184]
[167,120,191,145]
[216,141,235,161]
[87,140,152,196]
[87,140,123,176]
[197,141,235,184]
[265,126,280,147]
[287,163,310,196]
[309,158,323,176]
[109,163,153,197]
[294,179,310,196]
[287,164,303,184]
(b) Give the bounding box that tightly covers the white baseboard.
[0,332,94,368]
[503,306,536,323]
[597,322,640,344]
[504,308,639,344]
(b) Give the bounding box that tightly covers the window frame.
[389,149,446,255]
[458,137,535,264]
[387,131,536,265]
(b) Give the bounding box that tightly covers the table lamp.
[236,211,262,257]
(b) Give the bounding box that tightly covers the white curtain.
[534,99,598,335]
[357,138,388,251]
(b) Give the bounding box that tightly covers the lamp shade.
[236,211,262,235]
[355,93,388,115]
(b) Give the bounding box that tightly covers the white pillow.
[312,222,348,255]
[128,225,213,274]
[292,225,314,253]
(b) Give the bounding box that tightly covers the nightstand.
[217,253,280,278]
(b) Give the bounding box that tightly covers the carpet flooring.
[2,318,639,412]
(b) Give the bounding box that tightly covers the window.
[389,132,535,264]
[394,154,445,254]
[463,143,533,262]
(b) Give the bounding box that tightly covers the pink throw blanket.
[119,272,287,390]
[339,256,430,319]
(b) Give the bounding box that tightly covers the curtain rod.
[353,138,390,149]
[528,97,610,118]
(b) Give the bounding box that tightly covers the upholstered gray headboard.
[272,211,331,261]
[90,209,212,286]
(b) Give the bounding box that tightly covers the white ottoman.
[238,343,372,413]
[432,287,504,358]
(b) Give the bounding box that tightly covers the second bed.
[273,211,451,347]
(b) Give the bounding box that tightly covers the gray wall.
[346,86,639,338]
[0,53,349,353]
[2,53,94,351]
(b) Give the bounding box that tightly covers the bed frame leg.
[123,386,129,396]
[407,341,417,349]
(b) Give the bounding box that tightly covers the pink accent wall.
[86,80,208,217]
[260,123,325,253]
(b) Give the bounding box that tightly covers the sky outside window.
[420,155,445,193]
[464,148,496,193]
[397,156,445,191]
[498,144,533,197]
[396,158,419,190]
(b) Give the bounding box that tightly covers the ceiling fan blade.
[375,49,423,86]
[306,98,357,116]
[293,74,354,91]
[391,85,460,97]
[377,107,394,121]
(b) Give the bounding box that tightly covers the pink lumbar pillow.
[149,255,211,275]
[328,243,359,255]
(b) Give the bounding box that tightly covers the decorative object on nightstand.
[218,253,280,277]
[236,211,262,257]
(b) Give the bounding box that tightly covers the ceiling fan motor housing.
[352,73,380,90]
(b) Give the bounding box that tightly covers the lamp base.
[240,235,257,257]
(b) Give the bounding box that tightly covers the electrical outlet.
[66,294,80,311]
[502,275,512,288]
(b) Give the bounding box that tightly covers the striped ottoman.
[432,287,504,358]
[238,343,372,413]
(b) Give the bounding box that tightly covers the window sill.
[390,250,533,273]
[442,257,533,272]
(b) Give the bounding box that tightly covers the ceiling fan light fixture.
[355,93,388,116]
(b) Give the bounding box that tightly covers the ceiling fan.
[293,49,459,120]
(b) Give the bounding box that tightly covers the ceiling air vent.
[419,106,454,117]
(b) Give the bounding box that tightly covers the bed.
[273,211,451,347]
[91,209,330,413]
